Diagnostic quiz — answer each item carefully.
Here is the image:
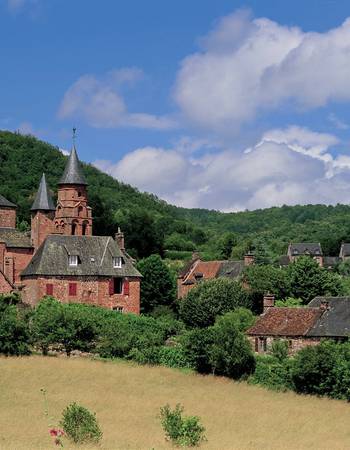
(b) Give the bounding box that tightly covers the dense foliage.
[0,294,30,356]
[136,254,176,313]
[60,402,102,444]
[179,278,252,328]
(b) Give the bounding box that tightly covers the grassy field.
[1,356,350,450]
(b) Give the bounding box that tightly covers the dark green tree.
[179,278,251,328]
[136,255,176,313]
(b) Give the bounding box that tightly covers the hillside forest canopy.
[2,130,350,261]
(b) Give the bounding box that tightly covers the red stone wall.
[0,207,16,228]
[21,275,140,313]
[247,335,321,355]
[55,185,92,236]
[0,271,13,292]
[4,248,33,285]
[31,211,54,251]
[177,278,195,299]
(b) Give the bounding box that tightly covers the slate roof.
[31,173,55,211]
[288,243,322,256]
[59,146,87,185]
[247,307,322,337]
[218,260,245,279]
[279,255,291,266]
[340,243,350,257]
[0,228,32,248]
[323,256,341,268]
[307,297,350,337]
[0,194,16,208]
[22,235,141,278]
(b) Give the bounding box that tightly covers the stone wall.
[247,335,321,355]
[21,275,140,314]
[0,207,16,228]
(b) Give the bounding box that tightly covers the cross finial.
[72,127,77,145]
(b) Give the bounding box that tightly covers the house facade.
[177,253,254,299]
[247,294,350,354]
[0,146,141,313]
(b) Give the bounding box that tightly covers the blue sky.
[1,0,350,210]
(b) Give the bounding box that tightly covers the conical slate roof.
[58,146,87,185]
[31,173,55,211]
[0,194,16,208]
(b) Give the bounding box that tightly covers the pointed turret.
[31,174,55,211]
[58,146,87,185]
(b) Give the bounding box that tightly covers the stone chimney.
[320,299,330,312]
[263,293,275,313]
[244,252,255,266]
[115,227,125,251]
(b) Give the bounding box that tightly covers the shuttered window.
[46,284,53,296]
[123,279,129,296]
[109,278,123,295]
[69,283,77,296]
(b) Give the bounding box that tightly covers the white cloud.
[58,69,176,130]
[173,11,350,132]
[93,126,350,211]
[328,113,349,130]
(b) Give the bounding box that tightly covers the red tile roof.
[247,307,323,337]
[184,260,222,283]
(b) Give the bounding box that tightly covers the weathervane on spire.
[72,127,77,146]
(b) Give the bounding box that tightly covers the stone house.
[280,242,344,269]
[177,253,254,299]
[0,145,141,313]
[247,294,350,354]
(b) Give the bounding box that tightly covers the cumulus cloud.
[58,68,176,130]
[93,126,350,211]
[173,10,350,132]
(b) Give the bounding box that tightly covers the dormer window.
[293,249,298,255]
[69,255,78,266]
[113,257,122,268]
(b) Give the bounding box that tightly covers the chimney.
[263,293,275,313]
[320,299,330,312]
[192,251,200,261]
[115,227,125,251]
[244,252,255,266]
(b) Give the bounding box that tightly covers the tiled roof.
[247,307,322,337]
[288,243,322,256]
[218,260,245,279]
[0,228,32,248]
[22,235,141,278]
[0,194,16,208]
[59,146,87,185]
[308,297,350,337]
[185,260,222,283]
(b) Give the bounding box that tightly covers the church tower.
[31,173,56,250]
[54,145,92,236]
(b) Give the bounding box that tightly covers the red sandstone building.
[0,146,141,313]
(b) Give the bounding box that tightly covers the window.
[113,306,124,313]
[109,278,123,295]
[69,283,77,296]
[113,257,122,268]
[46,284,53,296]
[68,255,78,266]
[258,337,267,353]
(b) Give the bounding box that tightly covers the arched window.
[82,220,89,236]
[71,220,78,235]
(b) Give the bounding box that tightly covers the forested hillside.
[1,130,350,261]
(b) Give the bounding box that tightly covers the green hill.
[1,130,350,260]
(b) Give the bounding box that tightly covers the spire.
[58,145,87,186]
[31,173,55,211]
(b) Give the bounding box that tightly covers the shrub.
[249,355,294,392]
[271,339,288,362]
[179,278,252,328]
[60,402,102,444]
[160,404,206,447]
[158,345,193,369]
[0,301,30,356]
[180,328,215,374]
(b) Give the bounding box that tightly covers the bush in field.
[160,404,206,447]
[60,402,102,444]
[248,355,294,392]
[292,341,342,397]
[271,339,288,362]
[0,295,30,356]
[158,345,193,369]
[208,312,256,379]
[179,278,251,328]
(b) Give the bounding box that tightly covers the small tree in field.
[179,278,251,328]
[60,402,102,444]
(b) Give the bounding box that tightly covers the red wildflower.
[49,428,58,437]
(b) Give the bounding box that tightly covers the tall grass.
[1,356,350,449]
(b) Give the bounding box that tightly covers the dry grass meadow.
[1,356,350,450]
